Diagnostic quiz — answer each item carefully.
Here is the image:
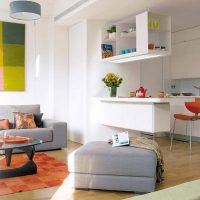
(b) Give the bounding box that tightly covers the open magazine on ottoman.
[112,131,129,147]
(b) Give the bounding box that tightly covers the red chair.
[170,98,200,153]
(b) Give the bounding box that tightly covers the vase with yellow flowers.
[102,73,123,97]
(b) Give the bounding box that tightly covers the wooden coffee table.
[0,138,42,179]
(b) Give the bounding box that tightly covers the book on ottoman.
[112,131,129,147]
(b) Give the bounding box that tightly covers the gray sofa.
[0,105,67,151]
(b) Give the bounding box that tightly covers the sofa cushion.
[14,112,37,129]
[34,113,43,127]
[0,128,53,143]
[0,119,9,130]
[68,141,157,178]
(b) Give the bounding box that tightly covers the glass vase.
[110,86,117,97]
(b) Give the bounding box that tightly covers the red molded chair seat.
[185,102,200,115]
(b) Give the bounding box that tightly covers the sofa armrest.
[43,119,67,148]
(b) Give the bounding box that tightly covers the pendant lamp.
[10,1,41,21]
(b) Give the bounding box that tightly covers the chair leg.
[189,121,193,154]
[170,119,176,151]
[186,121,188,138]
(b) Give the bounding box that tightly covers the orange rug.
[0,153,69,196]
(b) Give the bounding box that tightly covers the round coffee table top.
[0,138,42,150]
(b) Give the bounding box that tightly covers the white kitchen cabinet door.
[171,39,200,79]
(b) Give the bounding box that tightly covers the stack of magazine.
[112,131,129,147]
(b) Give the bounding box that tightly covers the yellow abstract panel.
[0,22,2,44]
[0,45,3,66]
[4,67,24,91]
[0,22,2,66]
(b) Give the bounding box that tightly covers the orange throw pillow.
[13,112,37,129]
[0,119,9,130]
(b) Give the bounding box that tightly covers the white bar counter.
[100,97,172,103]
[98,97,171,133]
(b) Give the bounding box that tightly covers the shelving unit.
[101,11,171,63]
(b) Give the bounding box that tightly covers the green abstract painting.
[0,21,25,91]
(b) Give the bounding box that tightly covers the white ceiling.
[55,0,200,32]
[0,0,200,32]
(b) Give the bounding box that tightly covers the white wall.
[68,21,87,143]
[0,10,55,118]
[140,57,171,97]
[53,26,68,121]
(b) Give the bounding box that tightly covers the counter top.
[98,96,197,104]
[170,96,200,98]
[100,97,172,103]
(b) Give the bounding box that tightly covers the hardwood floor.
[1,137,200,200]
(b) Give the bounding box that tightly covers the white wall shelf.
[101,11,171,63]
[102,49,170,63]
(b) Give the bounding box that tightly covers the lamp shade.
[10,1,41,21]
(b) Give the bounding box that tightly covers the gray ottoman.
[68,141,157,193]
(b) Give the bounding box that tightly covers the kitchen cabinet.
[101,11,171,63]
[96,97,200,138]
[97,98,170,133]
[171,39,200,79]
[171,26,200,79]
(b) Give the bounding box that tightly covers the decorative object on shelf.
[130,91,136,97]
[136,86,147,98]
[128,27,136,32]
[124,49,131,54]
[102,73,123,97]
[119,48,136,55]
[110,86,117,97]
[10,0,41,21]
[119,49,125,55]
[0,21,25,91]
[107,26,116,40]
[148,20,153,29]
[101,44,113,58]
[160,46,166,50]
[153,20,159,29]
[148,43,155,49]
[131,48,137,52]
[158,91,165,98]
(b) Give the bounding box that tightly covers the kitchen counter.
[97,97,171,133]
[100,97,171,103]
[100,96,197,103]
[96,96,200,137]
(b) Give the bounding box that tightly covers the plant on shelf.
[102,72,123,97]
[107,26,116,40]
